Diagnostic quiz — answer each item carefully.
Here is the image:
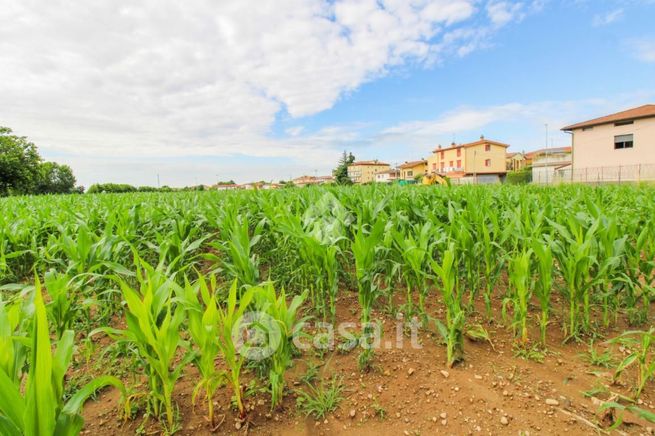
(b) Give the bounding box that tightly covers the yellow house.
[347,160,390,184]
[506,152,527,171]
[399,160,428,181]
[427,136,509,181]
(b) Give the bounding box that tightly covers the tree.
[0,127,42,196]
[333,151,355,185]
[36,162,77,194]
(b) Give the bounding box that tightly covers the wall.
[400,163,427,180]
[464,144,507,174]
[572,117,655,169]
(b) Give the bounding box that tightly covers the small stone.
[441,419,448,426]
[545,399,559,406]
[235,422,242,430]
[440,412,447,419]
[349,409,356,418]
[440,370,450,378]
[474,374,483,380]
[324,419,328,424]
[408,368,415,376]
[503,390,509,397]
[500,416,509,426]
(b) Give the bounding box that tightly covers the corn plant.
[0,277,126,436]
[180,273,224,426]
[431,243,465,368]
[43,270,81,340]
[208,211,262,287]
[252,283,308,408]
[216,281,254,420]
[503,250,532,344]
[0,298,28,384]
[92,257,190,429]
[531,239,553,346]
[479,213,506,319]
[352,218,386,370]
[608,328,655,399]
[393,221,433,322]
[549,215,599,340]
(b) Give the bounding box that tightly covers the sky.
[1,0,654,187]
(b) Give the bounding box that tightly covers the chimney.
[451,142,456,146]
[480,134,485,140]
[438,145,442,149]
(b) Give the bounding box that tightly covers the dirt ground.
[80,288,655,436]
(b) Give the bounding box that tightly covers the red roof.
[349,160,390,166]
[525,147,571,159]
[433,137,510,154]
[399,160,427,169]
[562,104,655,131]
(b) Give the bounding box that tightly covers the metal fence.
[544,164,655,184]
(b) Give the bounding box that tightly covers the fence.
[546,164,655,184]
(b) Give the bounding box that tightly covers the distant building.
[427,136,509,184]
[214,183,241,191]
[526,147,572,184]
[399,160,428,181]
[347,160,390,184]
[506,152,527,172]
[292,175,335,187]
[375,168,400,183]
[562,104,655,179]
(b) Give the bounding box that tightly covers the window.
[407,170,413,177]
[485,144,491,152]
[457,148,461,157]
[615,120,634,127]
[440,162,445,171]
[456,160,461,168]
[449,160,454,167]
[432,163,436,170]
[440,151,444,159]
[614,134,634,149]
[485,159,491,167]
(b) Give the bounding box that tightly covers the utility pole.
[157,173,160,188]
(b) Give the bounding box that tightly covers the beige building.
[398,160,427,181]
[292,175,335,187]
[506,152,527,171]
[348,160,390,184]
[427,136,509,183]
[562,105,655,180]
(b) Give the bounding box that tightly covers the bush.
[506,169,532,184]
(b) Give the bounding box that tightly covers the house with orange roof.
[399,160,428,181]
[562,104,655,179]
[426,136,509,183]
[347,160,390,184]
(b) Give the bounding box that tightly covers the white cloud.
[0,0,536,186]
[629,38,655,63]
[592,8,624,26]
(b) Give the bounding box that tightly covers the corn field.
[0,184,654,433]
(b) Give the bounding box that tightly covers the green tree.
[333,151,355,185]
[0,127,42,196]
[36,162,77,194]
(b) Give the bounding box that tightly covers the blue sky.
[1,0,654,186]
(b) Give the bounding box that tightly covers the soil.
[80,287,655,436]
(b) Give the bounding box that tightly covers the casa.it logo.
[232,311,282,361]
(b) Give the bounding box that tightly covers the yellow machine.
[422,174,448,186]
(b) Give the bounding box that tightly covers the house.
[292,175,335,187]
[562,104,655,182]
[526,147,572,184]
[399,160,428,181]
[375,168,400,183]
[426,136,509,184]
[506,152,528,172]
[347,160,390,184]
[214,183,241,191]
